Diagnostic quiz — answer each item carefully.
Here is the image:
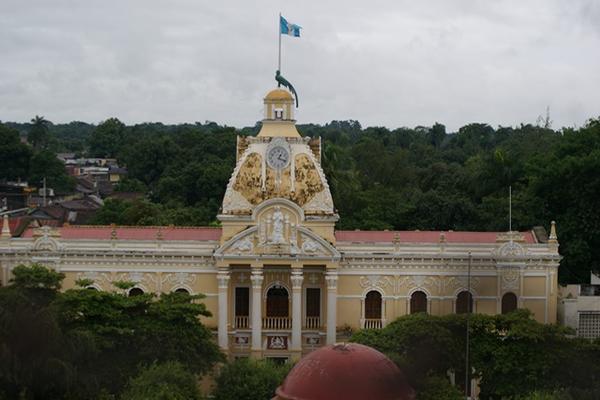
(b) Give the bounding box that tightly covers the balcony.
[304,316,321,330]
[362,318,383,329]
[234,315,249,329]
[263,316,291,330]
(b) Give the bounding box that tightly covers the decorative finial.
[549,220,558,243]
[110,223,117,240]
[1,215,11,239]
[439,232,447,243]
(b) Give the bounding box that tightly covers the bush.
[213,359,291,400]
[416,376,463,400]
[120,362,201,400]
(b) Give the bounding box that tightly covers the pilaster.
[290,267,304,359]
[325,271,338,345]
[250,267,264,358]
[217,268,231,352]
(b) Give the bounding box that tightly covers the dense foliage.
[350,311,600,399]
[0,264,222,399]
[0,120,74,193]
[212,358,291,400]
[3,116,600,282]
[120,362,203,400]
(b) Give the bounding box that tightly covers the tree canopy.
[0,264,222,399]
[350,310,600,399]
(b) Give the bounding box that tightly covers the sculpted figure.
[271,207,286,244]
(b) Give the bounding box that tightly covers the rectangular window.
[235,287,249,317]
[579,312,600,339]
[306,288,321,317]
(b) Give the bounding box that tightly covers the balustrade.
[304,316,321,330]
[363,318,383,329]
[263,316,291,330]
[235,315,249,329]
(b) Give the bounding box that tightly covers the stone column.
[291,268,304,355]
[325,271,338,345]
[217,268,230,351]
[250,268,264,357]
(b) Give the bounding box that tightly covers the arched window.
[86,286,98,291]
[174,288,190,294]
[456,291,473,314]
[365,291,382,319]
[266,286,289,317]
[410,291,428,314]
[501,292,517,314]
[128,287,144,297]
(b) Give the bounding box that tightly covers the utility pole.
[465,251,472,399]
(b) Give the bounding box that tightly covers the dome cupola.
[274,343,415,400]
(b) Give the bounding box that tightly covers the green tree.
[89,118,126,158]
[28,150,75,193]
[213,359,291,400]
[0,264,222,399]
[0,123,31,180]
[27,115,50,150]
[0,264,75,400]
[351,310,600,399]
[120,362,202,400]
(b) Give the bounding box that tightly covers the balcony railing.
[363,318,383,329]
[234,315,249,329]
[263,316,291,330]
[304,316,321,330]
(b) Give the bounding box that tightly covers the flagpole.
[278,12,282,72]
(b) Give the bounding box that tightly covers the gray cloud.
[0,0,598,131]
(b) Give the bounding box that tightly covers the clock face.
[267,146,290,170]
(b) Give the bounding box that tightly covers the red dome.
[274,343,415,400]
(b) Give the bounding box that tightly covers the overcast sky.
[1,0,599,132]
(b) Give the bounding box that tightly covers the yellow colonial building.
[0,87,561,361]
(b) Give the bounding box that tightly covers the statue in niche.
[270,207,286,244]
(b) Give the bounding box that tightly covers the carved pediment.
[215,224,339,259]
[30,226,63,252]
[495,241,527,259]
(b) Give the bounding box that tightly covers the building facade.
[0,88,561,361]
[558,273,600,339]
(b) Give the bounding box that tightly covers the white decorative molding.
[303,189,334,214]
[301,237,320,253]
[217,272,231,289]
[359,275,393,291]
[290,271,304,289]
[231,236,254,252]
[325,272,338,290]
[496,241,526,258]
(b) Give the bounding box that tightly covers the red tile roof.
[335,230,536,244]
[14,224,535,244]
[21,225,222,241]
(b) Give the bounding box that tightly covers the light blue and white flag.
[280,15,301,37]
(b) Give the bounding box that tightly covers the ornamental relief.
[226,149,328,211]
[495,241,526,258]
[501,267,521,290]
[359,275,393,291]
[358,275,442,295]
[30,226,63,252]
[75,271,197,293]
[220,206,336,257]
[444,276,481,292]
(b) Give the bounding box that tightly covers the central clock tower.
[217,87,338,254]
